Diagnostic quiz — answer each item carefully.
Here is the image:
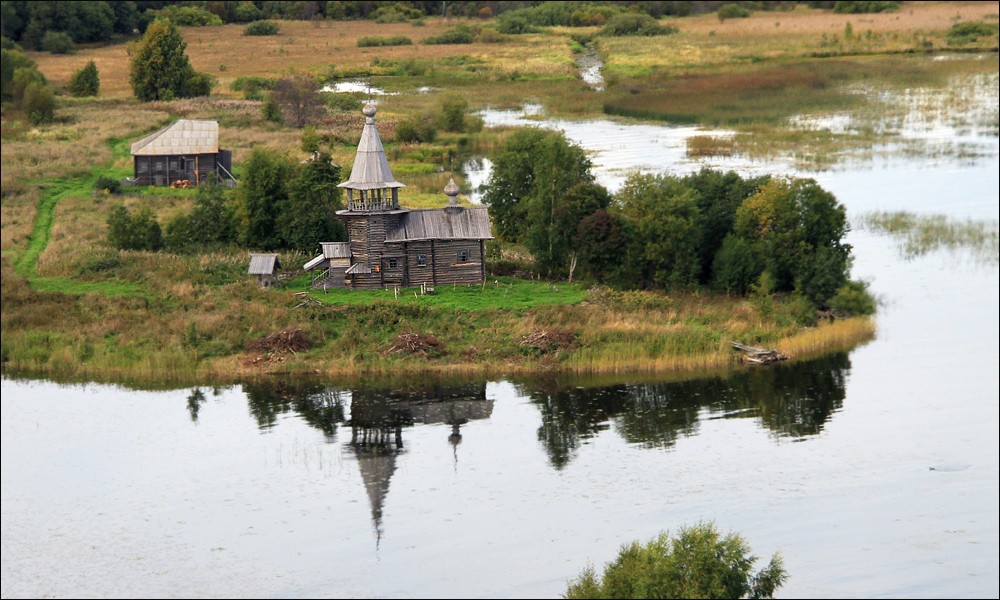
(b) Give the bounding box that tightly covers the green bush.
[601,13,675,37]
[369,4,422,23]
[497,15,538,35]
[230,75,276,100]
[396,116,437,143]
[717,4,752,22]
[244,20,279,36]
[151,5,224,26]
[422,26,475,45]
[712,235,763,295]
[107,205,163,251]
[182,72,215,97]
[262,98,282,122]
[41,31,75,54]
[436,94,469,132]
[371,57,433,76]
[357,35,412,47]
[93,176,122,195]
[827,280,877,316]
[69,60,100,97]
[946,21,998,45]
[566,522,787,599]
[474,28,508,43]
[324,92,363,112]
[832,1,900,14]
[23,81,55,124]
[233,2,263,22]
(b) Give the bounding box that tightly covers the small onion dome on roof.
[363,103,377,119]
[444,178,460,206]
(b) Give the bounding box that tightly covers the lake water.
[2,58,998,598]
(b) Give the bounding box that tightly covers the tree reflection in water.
[521,352,850,468]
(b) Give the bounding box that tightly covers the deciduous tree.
[236,148,292,249]
[277,152,345,252]
[129,19,210,101]
[734,177,851,305]
[271,73,325,127]
[566,522,787,599]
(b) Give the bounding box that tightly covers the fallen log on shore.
[730,342,789,365]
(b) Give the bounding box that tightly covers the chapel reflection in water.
[209,352,849,538]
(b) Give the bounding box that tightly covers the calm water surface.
[2,58,998,599]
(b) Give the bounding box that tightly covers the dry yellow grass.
[601,1,999,76]
[31,18,574,98]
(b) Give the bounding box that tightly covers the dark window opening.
[458,250,468,262]
[388,259,398,269]
[417,254,427,267]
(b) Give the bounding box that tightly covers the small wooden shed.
[131,119,235,187]
[248,253,281,288]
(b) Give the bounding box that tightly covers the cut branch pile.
[731,341,788,365]
[170,179,192,189]
[520,328,577,353]
[246,328,313,354]
[385,332,442,357]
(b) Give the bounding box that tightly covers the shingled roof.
[248,254,281,275]
[386,207,492,242]
[131,119,220,156]
[338,104,405,191]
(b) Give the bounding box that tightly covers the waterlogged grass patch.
[856,211,999,265]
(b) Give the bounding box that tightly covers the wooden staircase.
[311,273,346,290]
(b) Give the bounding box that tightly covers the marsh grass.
[856,211,999,265]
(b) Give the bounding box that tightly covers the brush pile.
[385,332,442,357]
[520,328,577,353]
[247,328,313,354]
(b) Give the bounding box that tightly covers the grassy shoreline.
[0,314,875,388]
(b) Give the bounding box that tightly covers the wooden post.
[195,155,200,186]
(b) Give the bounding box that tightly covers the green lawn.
[301,276,588,311]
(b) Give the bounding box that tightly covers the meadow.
[5,2,996,384]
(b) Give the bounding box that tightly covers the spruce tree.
[69,60,100,97]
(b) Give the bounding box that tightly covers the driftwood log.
[731,342,789,365]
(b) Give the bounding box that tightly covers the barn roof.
[338,104,405,191]
[248,253,281,275]
[131,119,220,156]
[386,207,492,242]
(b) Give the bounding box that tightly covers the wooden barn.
[248,253,281,288]
[130,119,236,187]
[303,104,492,291]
